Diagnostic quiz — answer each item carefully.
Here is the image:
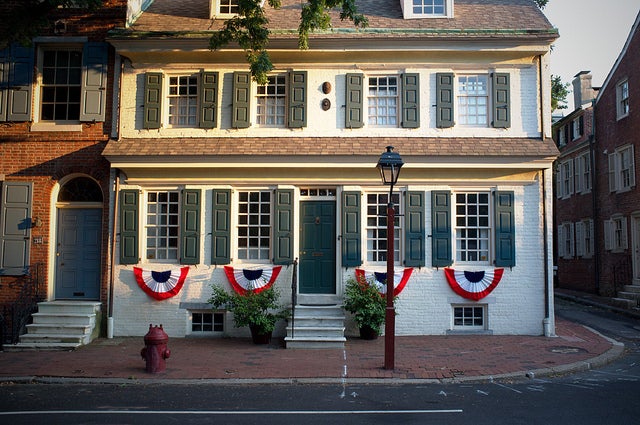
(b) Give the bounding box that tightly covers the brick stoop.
[3,301,101,352]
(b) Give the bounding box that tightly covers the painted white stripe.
[0,409,463,416]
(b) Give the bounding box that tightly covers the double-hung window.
[402,0,453,18]
[436,72,510,129]
[617,79,629,119]
[557,222,575,259]
[455,192,490,263]
[457,75,489,126]
[40,49,82,122]
[556,159,574,199]
[256,75,287,127]
[168,75,198,127]
[609,145,636,193]
[574,152,591,194]
[604,215,628,252]
[575,219,594,258]
[145,191,180,261]
[366,193,401,262]
[237,190,272,260]
[368,76,399,127]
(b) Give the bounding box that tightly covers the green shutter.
[404,191,425,267]
[119,190,139,265]
[342,191,362,267]
[431,191,452,267]
[143,72,163,129]
[345,73,364,128]
[232,71,251,128]
[80,42,108,122]
[211,189,231,265]
[7,44,34,122]
[0,182,32,275]
[274,189,294,265]
[436,73,454,128]
[402,73,420,128]
[494,191,515,267]
[288,71,307,128]
[0,46,8,121]
[492,72,510,128]
[181,189,201,265]
[200,71,218,129]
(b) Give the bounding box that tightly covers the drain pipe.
[107,169,120,339]
[541,168,555,337]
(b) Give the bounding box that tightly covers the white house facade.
[103,0,559,343]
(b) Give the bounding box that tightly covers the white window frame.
[609,145,636,193]
[367,75,400,127]
[557,222,574,259]
[452,305,486,330]
[571,117,581,141]
[189,310,224,335]
[604,215,628,253]
[402,0,454,19]
[454,191,491,265]
[144,190,181,262]
[255,74,287,128]
[557,125,566,147]
[210,0,240,18]
[365,192,401,264]
[457,74,489,127]
[166,74,199,128]
[574,151,592,194]
[575,219,594,259]
[617,79,629,120]
[236,189,272,262]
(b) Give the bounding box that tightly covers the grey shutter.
[431,190,452,267]
[181,189,201,265]
[494,191,515,267]
[200,71,218,129]
[119,190,139,265]
[436,73,454,128]
[342,191,362,267]
[401,73,420,128]
[143,72,163,129]
[0,46,7,121]
[80,42,108,122]
[0,182,32,275]
[404,191,425,267]
[288,70,307,128]
[345,73,364,128]
[274,189,294,265]
[211,189,231,265]
[7,44,34,122]
[232,71,251,128]
[492,72,510,128]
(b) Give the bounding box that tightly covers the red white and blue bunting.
[224,266,282,295]
[134,267,190,301]
[354,268,413,296]
[444,268,504,301]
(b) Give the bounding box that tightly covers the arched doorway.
[55,176,103,300]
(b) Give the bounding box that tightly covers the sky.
[543,0,640,111]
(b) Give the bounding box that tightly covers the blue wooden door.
[55,208,102,299]
[299,201,336,294]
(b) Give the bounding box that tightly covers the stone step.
[617,291,640,302]
[32,313,96,326]
[622,285,640,294]
[3,342,82,352]
[289,316,345,327]
[611,297,638,309]
[36,301,101,315]
[284,336,346,349]
[286,326,345,339]
[26,323,93,336]
[18,333,86,345]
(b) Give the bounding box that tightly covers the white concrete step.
[26,323,93,336]
[3,342,81,352]
[285,303,346,348]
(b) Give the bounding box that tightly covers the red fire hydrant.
[141,324,171,373]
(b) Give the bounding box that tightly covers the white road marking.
[0,409,464,416]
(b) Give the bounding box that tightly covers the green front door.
[299,201,336,294]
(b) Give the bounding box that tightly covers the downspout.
[590,100,601,294]
[107,169,120,338]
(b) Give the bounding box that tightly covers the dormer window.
[210,0,239,18]
[402,0,453,19]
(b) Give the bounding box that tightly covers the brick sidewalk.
[0,317,619,382]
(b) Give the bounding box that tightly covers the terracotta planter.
[359,325,379,340]
[249,325,272,344]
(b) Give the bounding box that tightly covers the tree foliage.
[534,0,549,9]
[551,74,570,112]
[210,0,367,84]
[0,0,103,50]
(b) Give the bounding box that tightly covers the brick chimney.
[572,71,597,109]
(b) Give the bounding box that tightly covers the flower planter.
[359,325,379,340]
[249,325,272,344]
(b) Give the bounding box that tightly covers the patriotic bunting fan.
[355,268,413,296]
[444,268,504,301]
[134,267,190,300]
[224,266,282,295]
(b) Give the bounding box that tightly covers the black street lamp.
[376,146,404,370]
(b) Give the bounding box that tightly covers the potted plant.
[343,277,388,340]
[208,285,289,344]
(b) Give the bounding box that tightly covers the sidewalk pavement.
[0,293,628,385]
